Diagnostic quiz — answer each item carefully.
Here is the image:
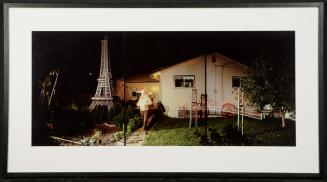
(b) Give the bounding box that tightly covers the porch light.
[152,86,159,92]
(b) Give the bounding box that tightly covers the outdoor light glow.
[150,71,161,80]
[152,86,159,92]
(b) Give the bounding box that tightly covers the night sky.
[32,31,294,95]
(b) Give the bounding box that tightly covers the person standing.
[136,89,152,133]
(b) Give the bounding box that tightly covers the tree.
[242,56,295,127]
[33,68,60,145]
[39,69,60,108]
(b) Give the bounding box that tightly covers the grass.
[143,116,295,146]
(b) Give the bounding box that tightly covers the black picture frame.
[1,1,325,181]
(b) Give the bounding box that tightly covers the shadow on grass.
[145,115,296,146]
[150,115,191,131]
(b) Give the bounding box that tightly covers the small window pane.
[175,78,184,87]
[184,79,193,87]
[174,75,195,88]
[232,77,243,88]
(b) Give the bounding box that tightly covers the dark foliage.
[195,122,253,146]
[242,56,295,112]
[53,106,97,136]
[222,122,253,146]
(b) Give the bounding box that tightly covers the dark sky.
[32,31,294,95]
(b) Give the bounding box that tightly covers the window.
[174,75,195,88]
[132,91,141,98]
[232,76,244,88]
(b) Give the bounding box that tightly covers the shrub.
[194,122,253,146]
[208,128,224,145]
[194,128,223,146]
[222,122,252,146]
[112,112,126,130]
[97,102,124,123]
[93,106,108,123]
[125,104,134,119]
[81,129,102,146]
[114,131,124,141]
[113,115,141,142]
[106,106,117,122]
[111,103,141,142]
[64,103,79,111]
[194,130,208,146]
[124,100,137,108]
[53,105,97,135]
[112,104,138,129]
[80,107,97,121]
[127,116,141,134]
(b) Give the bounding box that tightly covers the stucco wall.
[222,66,247,106]
[125,82,160,103]
[115,80,125,100]
[115,81,160,103]
[205,53,247,109]
[160,56,206,117]
[160,53,248,118]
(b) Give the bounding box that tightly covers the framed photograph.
[1,1,325,181]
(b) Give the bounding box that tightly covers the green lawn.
[143,116,295,146]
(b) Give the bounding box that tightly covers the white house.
[157,52,248,118]
[115,52,249,118]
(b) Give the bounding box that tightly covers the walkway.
[112,129,146,146]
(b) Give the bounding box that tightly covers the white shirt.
[137,95,152,111]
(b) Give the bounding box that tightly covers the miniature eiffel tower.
[89,35,114,110]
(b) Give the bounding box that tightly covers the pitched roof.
[154,52,247,72]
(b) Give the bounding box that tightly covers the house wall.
[125,82,160,103]
[204,53,247,110]
[160,56,206,117]
[206,54,222,108]
[207,53,249,110]
[160,53,248,118]
[115,80,125,100]
[115,81,160,103]
[221,66,247,106]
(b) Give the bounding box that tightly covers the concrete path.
[112,129,146,146]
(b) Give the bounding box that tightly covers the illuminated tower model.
[89,35,114,110]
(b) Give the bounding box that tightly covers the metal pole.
[237,87,240,131]
[202,33,208,145]
[241,107,244,135]
[241,91,244,135]
[123,32,127,147]
[195,105,198,128]
[189,103,192,128]
[204,53,208,145]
